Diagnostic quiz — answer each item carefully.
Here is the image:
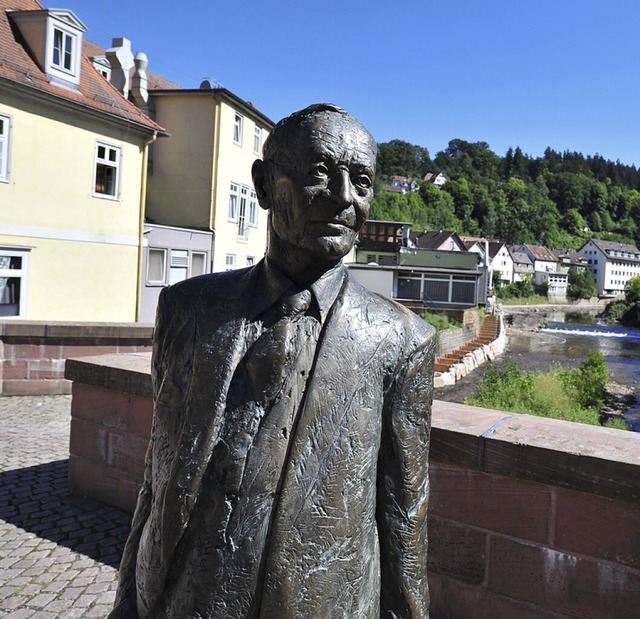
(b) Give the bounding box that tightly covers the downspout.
[136,130,158,321]
[209,94,222,269]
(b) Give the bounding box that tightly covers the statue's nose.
[328,169,352,207]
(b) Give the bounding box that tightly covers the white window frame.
[52,27,75,73]
[228,182,239,221]
[233,113,244,145]
[93,142,121,199]
[246,256,255,267]
[0,112,12,183]
[248,190,258,227]
[146,248,167,285]
[169,249,189,285]
[253,125,262,155]
[238,186,249,240]
[225,254,236,271]
[45,18,82,86]
[0,248,30,318]
[191,252,207,277]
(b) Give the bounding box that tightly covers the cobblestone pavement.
[0,395,131,618]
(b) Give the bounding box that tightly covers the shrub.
[625,275,640,305]
[466,353,625,429]
[421,311,462,332]
[568,268,596,300]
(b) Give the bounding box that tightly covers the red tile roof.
[0,0,164,135]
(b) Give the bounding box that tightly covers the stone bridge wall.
[65,354,640,619]
[0,321,153,396]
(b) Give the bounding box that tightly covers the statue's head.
[252,104,377,274]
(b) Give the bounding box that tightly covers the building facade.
[0,1,164,321]
[578,238,640,297]
[145,85,273,273]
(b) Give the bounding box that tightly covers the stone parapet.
[66,354,640,618]
[0,320,153,396]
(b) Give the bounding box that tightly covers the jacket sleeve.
[108,286,182,618]
[377,322,435,618]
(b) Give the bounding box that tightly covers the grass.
[466,355,629,430]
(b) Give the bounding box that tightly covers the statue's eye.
[354,173,372,189]
[309,163,329,179]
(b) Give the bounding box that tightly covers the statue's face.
[267,114,376,263]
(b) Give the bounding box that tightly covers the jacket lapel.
[158,265,262,566]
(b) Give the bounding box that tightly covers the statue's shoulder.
[160,266,255,309]
[344,272,435,340]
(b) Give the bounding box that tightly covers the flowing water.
[512,313,640,430]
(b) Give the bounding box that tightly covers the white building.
[578,239,640,297]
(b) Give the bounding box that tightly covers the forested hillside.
[371,139,640,249]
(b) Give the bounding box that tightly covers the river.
[437,310,640,431]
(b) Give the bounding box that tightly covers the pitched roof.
[410,230,466,251]
[553,248,587,264]
[0,0,164,135]
[520,243,557,262]
[508,247,533,265]
[587,238,640,256]
[488,240,506,259]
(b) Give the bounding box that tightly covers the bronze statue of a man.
[110,104,435,618]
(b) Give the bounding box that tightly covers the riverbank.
[437,308,637,427]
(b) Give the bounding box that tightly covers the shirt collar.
[249,259,346,323]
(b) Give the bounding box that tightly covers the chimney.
[130,52,149,111]
[106,37,134,98]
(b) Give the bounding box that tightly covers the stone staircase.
[434,314,501,373]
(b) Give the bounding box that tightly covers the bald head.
[262,103,377,168]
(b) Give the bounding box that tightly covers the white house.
[577,238,640,297]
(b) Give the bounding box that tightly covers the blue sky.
[64,0,640,166]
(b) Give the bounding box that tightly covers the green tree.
[567,268,596,300]
[624,275,640,305]
[377,140,432,179]
[419,183,460,231]
[370,191,431,230]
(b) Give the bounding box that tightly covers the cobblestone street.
[0,395,131,618]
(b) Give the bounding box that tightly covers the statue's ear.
[252,159,270,211]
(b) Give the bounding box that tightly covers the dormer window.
[9,9,86,90]
[90,56,111,80]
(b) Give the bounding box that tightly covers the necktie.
[244,289,313,405]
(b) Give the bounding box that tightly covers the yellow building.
[0,0,164,321]
[146,86,274,272]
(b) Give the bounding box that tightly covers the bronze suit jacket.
[110,261,435,619]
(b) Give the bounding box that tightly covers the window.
[147,248,166,284]
[228,183,239,220]
[191,252,207,277]
[238,186,249,239]
[230,183,257,233]
[233,113,243,145]
[94,142,121,197]
[147,248,208,285]
[0,250,29,318]
[52,27,74,72]
[246,256,255,267]
[225,254,236,271]
[169,250,189,285]
[0,113,11,182]
[248,190,258,226]
[254,126,262,154]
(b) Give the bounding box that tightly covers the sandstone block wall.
[65,355,640,618]
[0,321,153,395]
